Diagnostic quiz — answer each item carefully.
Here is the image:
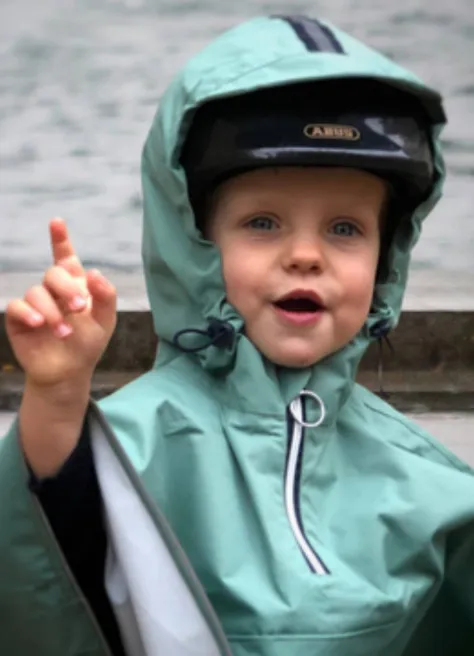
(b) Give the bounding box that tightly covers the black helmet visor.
[181,79,437,210]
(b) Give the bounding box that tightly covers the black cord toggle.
[172,319,236,353]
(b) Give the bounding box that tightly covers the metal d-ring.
[289,390,326,428]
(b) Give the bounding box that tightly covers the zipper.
[285,395,329,575]
[32,496,114,656]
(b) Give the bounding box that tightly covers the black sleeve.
[28,416,127,656]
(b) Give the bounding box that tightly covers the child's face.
[207,167,386,368]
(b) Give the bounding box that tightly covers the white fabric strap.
[90,415,223,656]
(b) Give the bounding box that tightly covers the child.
[1,14,473,656]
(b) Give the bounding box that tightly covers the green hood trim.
[140,16,446,412]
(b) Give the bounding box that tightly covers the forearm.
[19,378,91,478]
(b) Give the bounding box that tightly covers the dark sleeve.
[28,416,127,656]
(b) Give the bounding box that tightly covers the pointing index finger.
[49,218,85,276]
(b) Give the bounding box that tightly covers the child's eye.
[330,221,361,237]
[246,215,278,231]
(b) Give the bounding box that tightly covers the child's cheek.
[342,263,377,317]
[220,254,247,304]
[221,254,261,318]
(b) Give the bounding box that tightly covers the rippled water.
[0,0,473,276]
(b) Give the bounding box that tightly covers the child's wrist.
[23,375,92,408]
[19,380,92,479]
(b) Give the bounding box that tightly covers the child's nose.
[282,234,325,273]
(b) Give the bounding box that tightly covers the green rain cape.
[1,15,473,656]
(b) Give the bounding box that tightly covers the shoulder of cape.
[353,384,474,477]
[98,356,218,420]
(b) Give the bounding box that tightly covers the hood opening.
[141,15,446,383]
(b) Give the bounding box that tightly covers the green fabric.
[1,16,473,655]
[0,420,108,654]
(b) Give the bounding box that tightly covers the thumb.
[86,270,117,333]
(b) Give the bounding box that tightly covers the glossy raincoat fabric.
[1,16,473,656]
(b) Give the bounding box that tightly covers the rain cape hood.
[1,15,473,656]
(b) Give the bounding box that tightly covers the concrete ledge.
[1,370,472,413]
[1,311,473,412]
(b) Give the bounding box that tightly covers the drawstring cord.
[377,335,394,400]
[172,319,236,353]
[173,317,394,400]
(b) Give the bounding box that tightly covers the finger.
[86,270,117,331]
[59,253,88,279]
[43,266,90,312]
[49,218,85,276]
[24,285,67,326]
[7,295,72,339]
[6,298,46,329]
[23,286,74,338]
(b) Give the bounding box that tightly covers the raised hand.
[6,218,117,388]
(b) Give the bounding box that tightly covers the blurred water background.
[0,0,473,307]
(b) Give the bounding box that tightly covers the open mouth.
[273,290,325,314]
[274,297,322,313]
